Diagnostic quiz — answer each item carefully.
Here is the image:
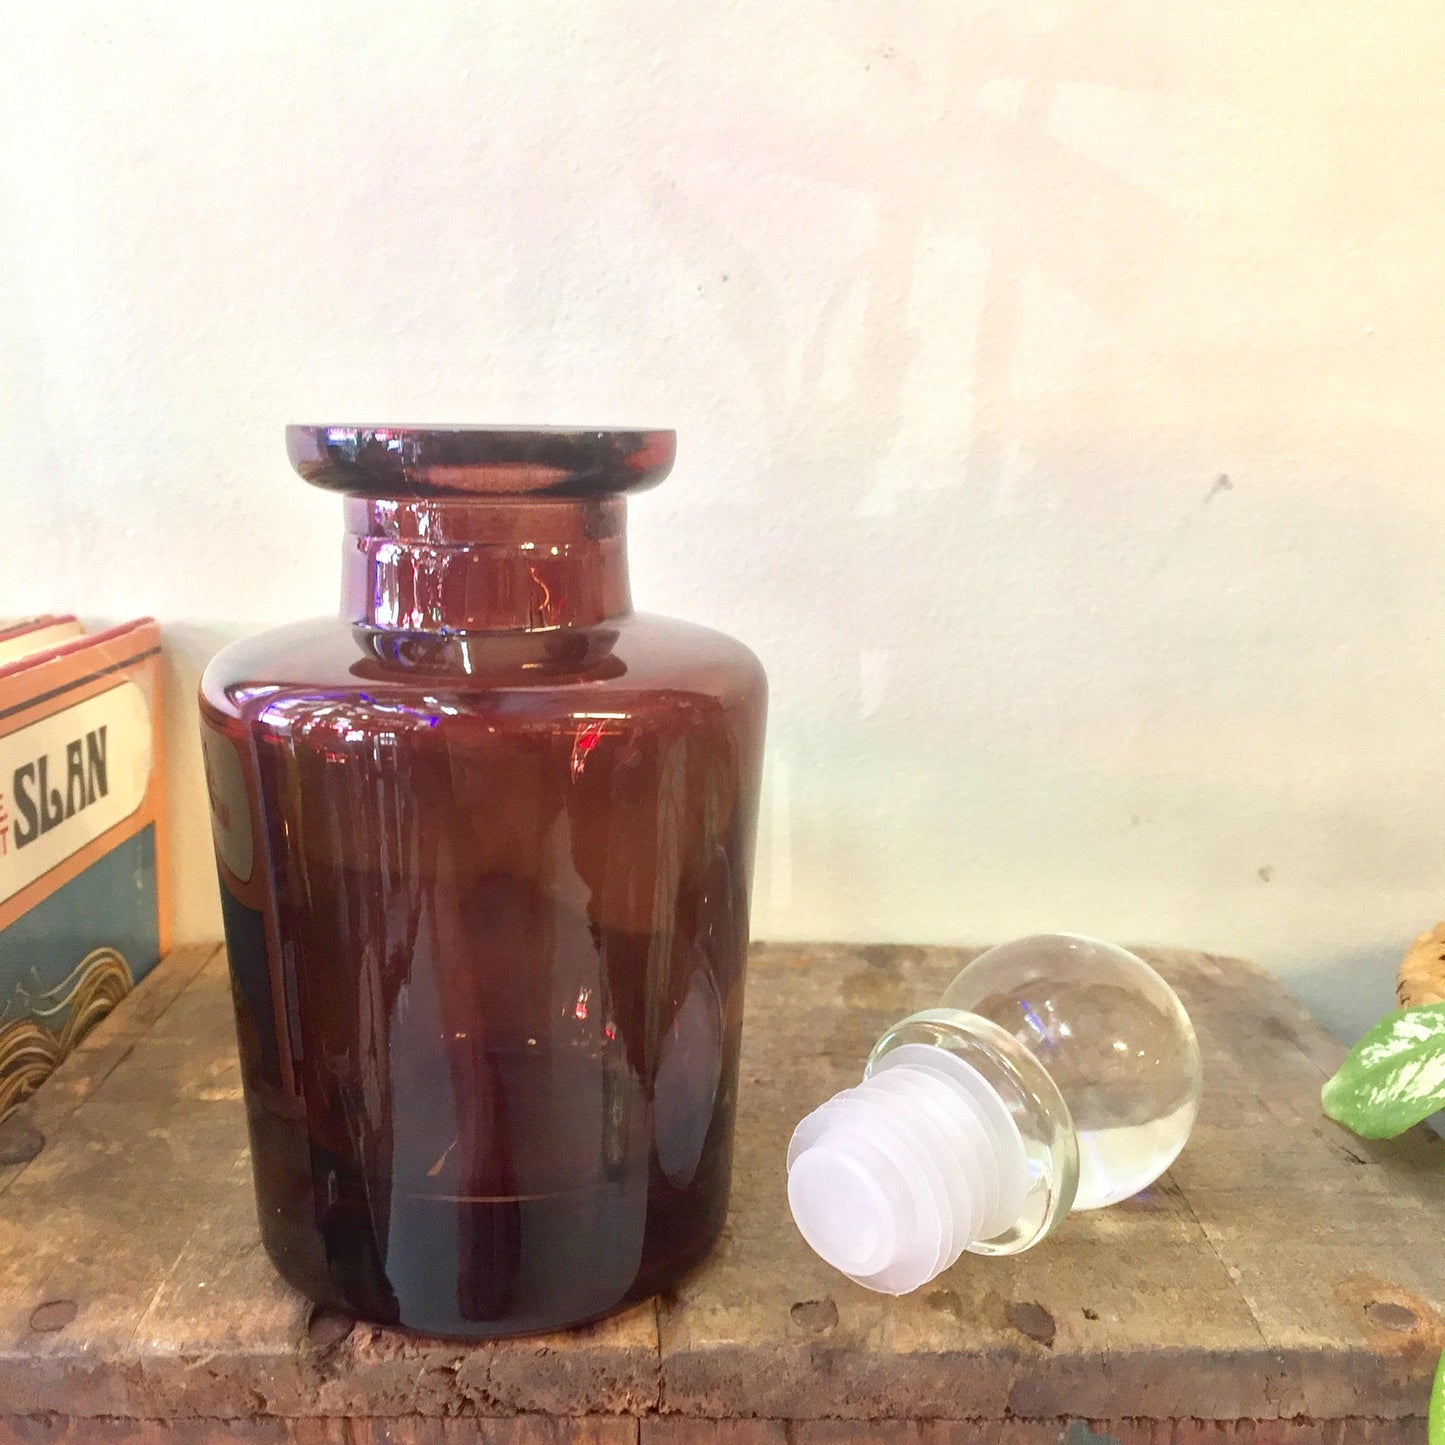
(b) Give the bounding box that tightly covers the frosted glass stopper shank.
[786,1051,1029,1296]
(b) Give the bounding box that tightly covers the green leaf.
[1321,1003,1445,1139]
[1431,1347,1444,1445]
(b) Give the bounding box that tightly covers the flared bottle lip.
[287,425,676,499]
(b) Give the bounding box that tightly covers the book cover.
[0,615,84,666]
[0,620,169,1120]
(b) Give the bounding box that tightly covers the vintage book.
[0,619,169,1120]
[0,615,84,666]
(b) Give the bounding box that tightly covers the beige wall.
[3,2,1442,1038]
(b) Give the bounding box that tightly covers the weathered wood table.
[1,943,1442,1444]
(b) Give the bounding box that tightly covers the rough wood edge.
[0,1415,1429,1444]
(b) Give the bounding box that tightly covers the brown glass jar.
[198,427,767,1337]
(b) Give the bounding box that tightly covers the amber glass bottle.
[199,427,767,1337]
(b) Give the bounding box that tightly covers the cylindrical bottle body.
[200,613,766,1336]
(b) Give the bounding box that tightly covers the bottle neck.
[341,495,632,632]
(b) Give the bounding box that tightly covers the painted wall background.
[3,1,1442,1040]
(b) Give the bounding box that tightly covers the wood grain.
[0,941,1440,1436]
[660,944,1444,1423]
[0,1420,640,1445]
[0,952,658,1420]
[0,1420,1424,1445]
[0,944,221,1197]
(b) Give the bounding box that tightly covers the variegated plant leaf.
[1430,1347,1444,1445]
[1321,1002,1445,1139]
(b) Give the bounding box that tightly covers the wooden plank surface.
[0,942,1440,1434]
[0,950,658,1420]
[661,945,1444,1424]
[0,942,221,1196]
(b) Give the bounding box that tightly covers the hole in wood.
[29,1300,77,1333]
[1009,1300,1056,1347]
[306,1305,356,1351]
[1365,1300,1419,1333]
[0,1120,45,1167]
[789,1297,839,1333]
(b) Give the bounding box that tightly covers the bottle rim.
[287,425,676,499]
